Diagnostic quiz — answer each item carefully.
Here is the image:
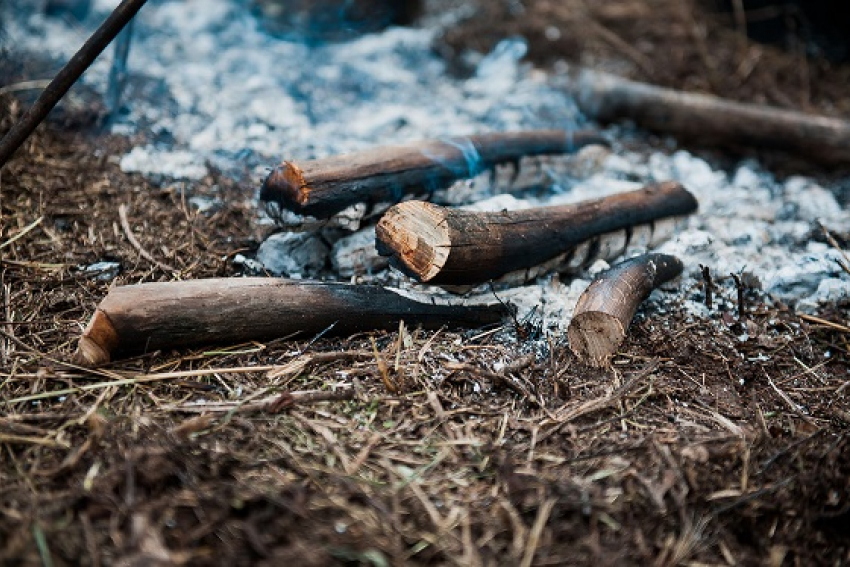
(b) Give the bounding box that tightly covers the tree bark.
[558,67,850,167]
[260,129,608,219]
[75,278,502,366]
[375,182,696,286]
[568,253,683,367]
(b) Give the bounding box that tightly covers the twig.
[538,361,658,443]
[731,272,746,318]
[520,498,556,567]
[118,204,178,273]
[444,361,530,398]
[3,365,279,405]
[0,216,44,251]
[766,372,816,425]
[701,265,713,309]
[105,18,135,120]
[0,433,69,448]
[798,314,850,334]
[0,80,52,96]
[819,223,850,276]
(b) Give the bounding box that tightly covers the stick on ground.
[558,67,850,166]
[375,182,696,286]
[75,278,502,365]
[260,129,608,220]
[568,253,683,367]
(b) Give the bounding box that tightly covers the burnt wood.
[559,67,850,167]
[260,129,608,219]
[568,253,683,367]
[75,278,502,365]
[375,182,697,286]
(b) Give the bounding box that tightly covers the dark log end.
[652,181,699,214]
[74,309,119,366]
[260,161,310,213]
[568,311,625,367]
[375,201,451,282]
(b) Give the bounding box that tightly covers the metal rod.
[0,0,148,169]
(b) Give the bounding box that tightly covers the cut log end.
[260,161,309,212]
[568,253,683,367]
[567,311,625,368]
[74,309,120,366]
[375,201,451,282]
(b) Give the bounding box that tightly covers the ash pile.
[5,0,849,337]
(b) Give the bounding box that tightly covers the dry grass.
[2,1,850,564]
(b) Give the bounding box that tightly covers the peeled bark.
[568,253,683,367]
[375,182,696,286]
[75,278,502,365]
[260,129,608,220]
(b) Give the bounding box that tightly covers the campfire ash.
[4,0,849,339]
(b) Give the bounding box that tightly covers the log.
[557,67,850,167]
[260,129,608,220]
[74,278,502,365]
[567,253,683,367]
[374,181,696,286]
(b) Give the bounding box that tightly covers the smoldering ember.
[1,0,849,565]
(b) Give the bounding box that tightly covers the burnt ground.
[1,1,850,565]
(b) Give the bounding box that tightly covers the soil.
[2,1,849,565]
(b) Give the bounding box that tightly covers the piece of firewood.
[260,129,608,220]
[75,278,502,365]
[375,181,696,286]
[558,67,850,166]
[568,253,683,367]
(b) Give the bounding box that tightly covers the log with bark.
[568,253,683,367]
[260,129,608,220]
[75,278,503,365]
[557,67,850,167]
[374,181,696,286]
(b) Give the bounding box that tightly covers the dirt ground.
[2,1,849,565]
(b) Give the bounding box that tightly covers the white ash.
[81,260,121,281]
[5,0,849,322]
[331,227,388,279]
[255,232,329,278]
[5,2,581,180]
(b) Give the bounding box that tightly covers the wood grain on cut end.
[260,161,309,211]
[74,309,120,366]
[568,253,683,366]
[375,201,451,282]
[567,311,625,368]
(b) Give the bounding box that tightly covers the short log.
[75,278,502,365]
[567,253,683,367]
[260,129,608,220]
[558,67,850,166]
[375,182,696,286]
